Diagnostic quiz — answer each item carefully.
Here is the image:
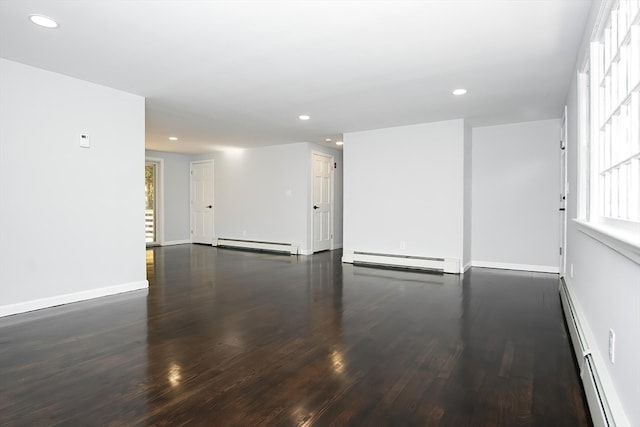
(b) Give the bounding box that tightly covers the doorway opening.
[145,159,163,246]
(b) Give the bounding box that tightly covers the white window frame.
[578,61,591,221]
[576,0,640,264]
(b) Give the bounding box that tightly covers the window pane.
[604,125,611,168]
[634,92,640,153]
[604,172,611,217]
[611,168,619,218]
[620,163,629,219]
[631,159,640,221]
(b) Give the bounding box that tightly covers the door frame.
[190,159,215,245]
[145,157,164,246]
[559,106,568,276]
[310,150,335,253]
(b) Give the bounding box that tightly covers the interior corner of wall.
[342,249,354,263]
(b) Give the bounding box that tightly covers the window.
[578,0,640,262]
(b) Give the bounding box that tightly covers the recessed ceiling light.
[336,141,344,146]
[452,88,467,96]
[299,115,310,121]
[168,136,178,141]
[325,138,332,142]
[29,15,58,29]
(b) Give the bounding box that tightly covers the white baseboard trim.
[471,260,559,273]
[331,243,343,250]
[462,262,472,272]
[300,247,343,256]
[161,239,191,246]
[560,276,630,427]
[0,280,149,318]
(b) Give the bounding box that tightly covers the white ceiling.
[0,0,593,154]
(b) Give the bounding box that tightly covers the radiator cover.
[342,249,460,274]
[215,238,299,255]
[559,277,629,427]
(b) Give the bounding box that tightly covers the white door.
[559,106,568,276]
[312,153,333,252]
[191,161,214,245]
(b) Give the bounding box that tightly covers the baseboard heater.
[215,238,299,255]
[342,250,460,274]
[559,277,626,427]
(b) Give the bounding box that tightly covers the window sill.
[574,219,640,265]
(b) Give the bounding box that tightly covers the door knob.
[313,205,319,210]
[206,205,212,208]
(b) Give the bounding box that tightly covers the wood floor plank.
[0,246,591,426]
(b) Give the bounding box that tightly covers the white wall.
[145,150,191,244]
[565,51,640,424]
[0,59,147,316]
[192,142,343,254]
[211,143,308,247]
[471,119,560,272]
[343,119,468,264]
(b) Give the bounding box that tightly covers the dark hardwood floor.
[0,245,591,426]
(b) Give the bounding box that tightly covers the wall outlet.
[609,329,615,364]
[399,241,406,250]
[78,133,90,148]
[242,230,247,237]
